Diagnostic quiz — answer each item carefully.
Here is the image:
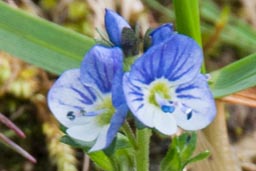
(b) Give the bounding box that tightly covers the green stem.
[173,0,206,73]
[135,128,152,171]
[121,120,138,149]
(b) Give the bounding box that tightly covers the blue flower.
[123,31,216,135]
[105,9,131,47]
[48,45,128,152]
[149,23,174,46]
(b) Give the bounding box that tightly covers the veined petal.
[105,9,131,46]
[66,119,101,142]
[173,74,216,130]
[89,124,110,152]
[48,69,99,128]
[80,45,123,93]
[128,33,203,85]
[150,23,174,46]
[89,104,128,152]
[112,71,126,107]
[123,73,154,127]
[124,73,179,135]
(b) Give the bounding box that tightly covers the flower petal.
[89,125,110,152]
[128,33,203,85]
[173,74,216,130]
[112,71,126,107]
[48,69,99,127]
[107,104,128,141]
[123,73,155,127]
[66,119,101,142]
[153,113,178,135]
[105,9,131,46]
[80,45,123,93]
[150,23,174,46]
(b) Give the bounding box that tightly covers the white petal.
[153,113,178,135]
[89,125,110,152]
[135,104,158,127]
[66,120,101,142]
[48,69,99,127]
[173,74,216,130]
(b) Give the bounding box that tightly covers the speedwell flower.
[105,9,131,47]
[48,45,127,152]
[123,28,216,135]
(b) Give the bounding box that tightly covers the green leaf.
[160,132,198,171]
[179,132,197,162]
[210,53,256,97]
[201,0,256,53]
[173,0,206,73]
[160,146,181,171]
[89,151,114,171]
[184,151,210,166]
[0,1,94,75]
[173,0,202,46]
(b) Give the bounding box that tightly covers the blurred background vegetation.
[0,0,256,170]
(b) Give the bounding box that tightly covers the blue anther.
[161,105,175,113]
[186,111,193,120]
[67,111,76,121]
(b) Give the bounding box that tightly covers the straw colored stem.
[196,101,241,171]
[0,113,25,138]
[0,133,36,163]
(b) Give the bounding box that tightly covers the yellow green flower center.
[148,80,171,106]
[95,95,115,126]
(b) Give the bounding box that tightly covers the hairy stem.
[135,128,152,171]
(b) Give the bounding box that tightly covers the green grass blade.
[173,0,202,46]
[0,1,95,75]
[173,0,206,73]
[210,53,256,98]
[201,0,256,53]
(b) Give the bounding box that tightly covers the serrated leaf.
[0,1,94,75]
[210,53,256,97]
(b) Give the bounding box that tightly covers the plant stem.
[203,101,241,171]
[135,128,152,171]
[121,120,138,149]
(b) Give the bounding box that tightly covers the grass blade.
[0,1,95,75]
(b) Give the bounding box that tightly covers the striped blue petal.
[123,73,178,135]
[150,23,174,46]
[49,45,127,151]
[47,69,98,128]
[105,9,131,46]
[173,74,216,130]
[128,33,203,85]
[80,45,123,93]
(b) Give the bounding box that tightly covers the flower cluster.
[48,9,216,152]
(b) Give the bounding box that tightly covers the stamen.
[66,109,107,121]
[67,111,76,121]
[187,111,193,120]
[180,104,193,120]
[161,105,175,113]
